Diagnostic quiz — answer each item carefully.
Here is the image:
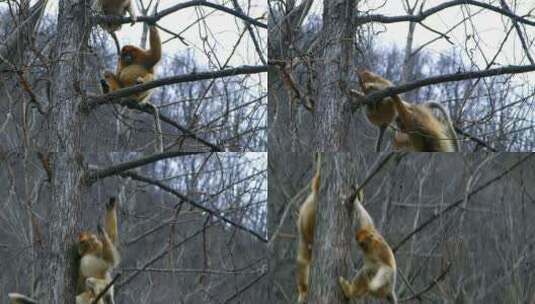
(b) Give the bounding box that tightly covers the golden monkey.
[94,0,137,32]
[101,26,164,151]
[358,70,397,152]
[296,153,321,304]
[77,198,119,304]
[102,25,162,103]
[8,293,38,304]
[338,196,397,304]
[76,277,110,304]
[358,70,459,152]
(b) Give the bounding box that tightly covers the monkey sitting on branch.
[101,25,164,152]
[338,192,398,304]
[357,70,459,152]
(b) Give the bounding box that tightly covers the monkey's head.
[120,45,143,65]
[357,70,393,94]
[356,228,380,253]
[78,232,103,255]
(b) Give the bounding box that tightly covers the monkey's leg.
[391,96,413,131]
[296,238,311,303]
[387,292,398,304]
[375,125,387,152]
[338,270,369,299]
[105,197,118,244]
[368,266,391,292]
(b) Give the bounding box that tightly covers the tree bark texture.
[37,0,89,302]
[308,154,355,304]
[313,0,355,151]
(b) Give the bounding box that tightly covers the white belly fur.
[81,254,109,278]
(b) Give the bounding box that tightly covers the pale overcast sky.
[34,0,266,71]
[309,0,535,83]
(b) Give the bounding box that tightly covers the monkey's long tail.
[148,103,164,152]
[425,102,460,152]
[8,293,38,304]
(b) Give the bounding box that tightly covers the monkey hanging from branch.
[295,154,364,303]
[357,70,459,152]
[338,191,398,304]
[77,197,120,304]
[93,0,137,55]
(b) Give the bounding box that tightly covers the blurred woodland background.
[268,153,535,303]
[0,152,267,303]
[0,0,267,153]
[269,0,535,152]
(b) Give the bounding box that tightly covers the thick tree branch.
[356,0,535,27]
[353,64,535,109]
[119,171,268,243]
[85,65,268,107]
[93,0,267,29]
[86,151,202,183]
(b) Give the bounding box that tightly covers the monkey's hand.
[97,224,104,236]
[103,70,115,79]
[338,277,352,298]
[136,76,146,85]
[107,197,117,210]
[130,15,137,26]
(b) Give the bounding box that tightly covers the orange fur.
[358,69,457,152]
[77,198,120,302]
[103,26,161,103]
[95,0,137,32]
[339,198,397,303]
[296,153,321,304]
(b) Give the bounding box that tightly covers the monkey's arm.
[147,26,162,68]
[105,197,118,244]
[355,198,374,230]
[368,266,393,292]
[126,1,137,25]
[103,71,122,93]
[391,95,412,131]
[98,225,120,268]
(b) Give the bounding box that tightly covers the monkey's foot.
[100,79,110,94]
[338,277,352,298]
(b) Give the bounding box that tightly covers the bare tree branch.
[393,153,534,251]
[85,65,268,107]
[94,0,267,29]
[86,151,202,183]
[119,171,268,243]
[353,64,535,109]
[356,0,535,27]
[109,99,224,151]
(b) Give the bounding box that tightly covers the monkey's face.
[120,46,139,65]
[356,229,378,252]
[78,232,103,255]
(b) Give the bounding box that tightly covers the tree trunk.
[37,0,89,302]
[313,0,355,151]
[308,154,355,303]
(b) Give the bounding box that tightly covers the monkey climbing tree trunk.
[36,0,89,302]
[313,0,355,151]
[308,154,355,303]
